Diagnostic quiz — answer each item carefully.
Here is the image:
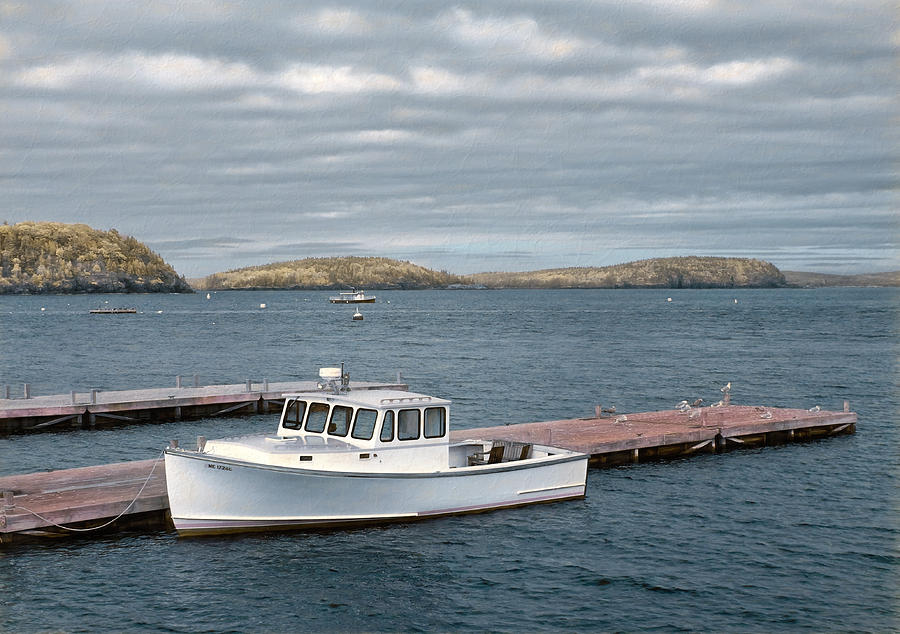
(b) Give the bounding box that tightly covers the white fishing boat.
[164,367,588,536]
[329,289,376,303]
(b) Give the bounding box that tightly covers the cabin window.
[380,411,395,442]
[328,405,353,437]
[352,408,378,440]
[282,399,307,430]
[304,402,330,433]
[398,409,420,441]
[424,407,446,438]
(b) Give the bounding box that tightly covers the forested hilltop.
[194,256,465,290]
[0,222,192,294]
[467,257,786,288]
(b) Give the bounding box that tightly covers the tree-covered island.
[194,255,789,290]
[4,221,895,293]
[0,222,192,294]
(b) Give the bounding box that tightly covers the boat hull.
[164,450,587,535]
[329,298,376,303]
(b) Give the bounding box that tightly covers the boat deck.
[1,402,855,543]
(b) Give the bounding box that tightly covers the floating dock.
[0,379,406,434]
[0,401,855,544]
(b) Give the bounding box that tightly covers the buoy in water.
[206,293,211,300]
[667,297,672,302]
[352,309,364,321]
[259,303,267,309]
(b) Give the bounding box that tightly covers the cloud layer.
[0,1,895,275]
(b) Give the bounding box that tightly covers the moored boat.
[329,289,376,303]
[164,367,587,535]
[89,307,137,314]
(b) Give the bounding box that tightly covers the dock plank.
[0,460,167,535]
[0,380,406,433]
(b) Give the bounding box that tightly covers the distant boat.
[89,308,137,314]
[329,289,376,304]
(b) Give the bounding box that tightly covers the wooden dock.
[0,379,405,434]
[0,402,856,544]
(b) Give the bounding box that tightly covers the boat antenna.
[341,362,350,390]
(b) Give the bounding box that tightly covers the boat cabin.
[277,389,450,448]
[199,369,539,473]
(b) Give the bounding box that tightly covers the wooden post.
[174,406,182,419]
[632,448,640,463]
[245,379,252,392]
[90,389,98,404]
[176,375,182,388]
[843,400,850,412]
[263,378,269,391]
[595,405,602,418]
[23,383,31,399]
[71,391,77,404]
[193,374,199,387]
[3,490,13,510]
[3,385,8,399]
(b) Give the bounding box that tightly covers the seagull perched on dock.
[720,382,731,393]
[712,400,724,407]
[808,405,820,412]
[676,400,690,412]
[691,398,703,407]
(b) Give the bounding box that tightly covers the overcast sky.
[1,1,896,276]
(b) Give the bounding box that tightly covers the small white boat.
[164,367,588,536]
[329,289,376,303]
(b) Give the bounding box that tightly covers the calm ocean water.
[1,288,898,632]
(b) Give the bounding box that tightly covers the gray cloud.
[0,0,895,276]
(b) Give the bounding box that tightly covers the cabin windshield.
[282,399,307,430]
[305,402,330,433]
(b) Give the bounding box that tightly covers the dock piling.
[3,385,9,399]
[23,383,31,399]
[245,379,252,392]
[197,436,206,452]
[844,400,850,412]
[176,375,182,389]
[90,389,98,404]
[193,374,199,388]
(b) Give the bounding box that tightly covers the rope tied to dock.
[8,450,166,533]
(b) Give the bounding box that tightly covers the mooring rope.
[9,449,166,533]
